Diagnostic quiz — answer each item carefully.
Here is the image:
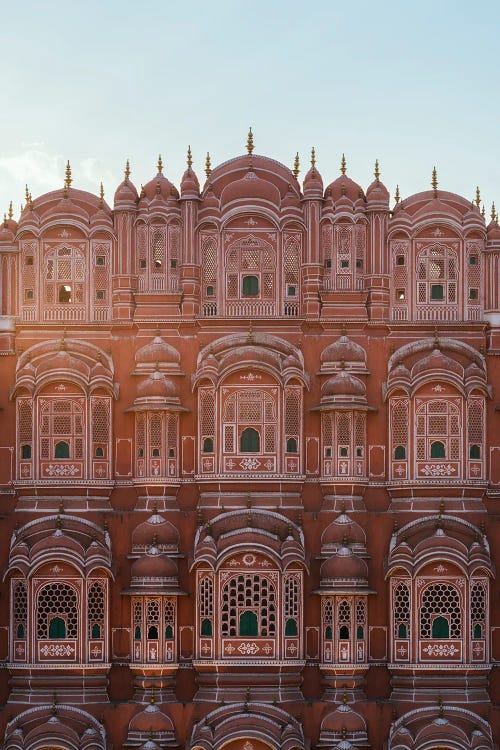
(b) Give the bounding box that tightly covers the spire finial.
[8,200,13,219]
[51,693,57,716]
[340,153,347,175]
[431,166,438,197]
[150,686,156,704]
[99,182,104,208]
[187,145,193,170]
[3,213,6,228]
[475,186,481,208]
[311,146,316,172]
[246,127,254,155]
[491,202,496,221]
[157,154,163,173]
[65,160,72,189]
[481,203,485,218]
[25,184,30,203]
[342,689,348,704]
[205,152,212,178]
[374,159,380,181]
[293,152,300,179]
[395,185,400,204]
[124,159,131,182]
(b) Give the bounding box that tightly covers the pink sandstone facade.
[0,134,499,749]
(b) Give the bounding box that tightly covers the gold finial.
[374,159,380,181]
[99,182,104,208]
[205,152,212,178]
[475,186,481,208]
[8,200,13,219]
[65,160,72,189]
[150,686,156,704]
[340,153,347,175]
[431,166,438,197]
[395,185,400,204]
[187,145,193,170]
[342,689,348,704]
[124,159,131,182]
[28,193,33,210]
[311,146,316,172]
[3,213,7,227]
[157,154,163,173]
[140,184,145,199]
[481,203,485,218]
[25,184,30,203]
[491,202,496,221]
[246,127,254,155]
[293,152,300,179]
[51,692,57,716]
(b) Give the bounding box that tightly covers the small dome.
[281,183,301,210]
[321,335,366,366]
[487,218,500,241]
[366,178,390,204]
[321,546,367,580]
[321,704,366,733]
[322,513,366,548]
[136,370,177,399]
[412,348,462,378]
[129,702,175,733]
[143,165,178,202]
[135,336,180,367]
[133,512,179,548]
[36,350,89,379]
[131,551,178,579]
[220,167,281,208]
[114,177,139,206]
[200,184,220,213]
[303,165,323,198]
[322,371,366,397]
[181,167,200,197]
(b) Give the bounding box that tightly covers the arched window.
[54,441,70,459]
[21,444,31,459]
[37,583,78,641]
[148,625,159,640]
[431,615,449,638]
[416,244,458,311]
[285,618,298,636]
[203,437,214,453]
[394,445,406,460]
[339,625,350,640]
[469,444,480,459]
[325,625,333,640]
[420,584,461,639]
[87,581,105,643]
[239,610,258,636]
[49,616,66,638]
[240,427,260,453]
[430,440,445,458]
[286,437,297,453]
[165,624,173,639]
[134,626,141,640]
[201,618,212,636]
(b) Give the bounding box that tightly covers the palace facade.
[0,135,499,750]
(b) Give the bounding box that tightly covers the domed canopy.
[134,336,182,375]
[366,178,390,204]
[320,335,367,373]
[325,175,364,203]
[137,370,178,399]
[220,166,281,208]
[320,371,367,408]
[132,511,180,550]
[321,512,366,550]
[320,545,368,583]
[126,700,177,746]
[130,548,180,586]
[142,157,179,202]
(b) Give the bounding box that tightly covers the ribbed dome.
[114,178,139,205]
[133,512,179,548]
[136,370,177,399]
[303,166,323,198]
[37,350,89,378]
[135,337,181,366]
[131,551,178,579]
[412,349,462,378]
[321,704,366,733]
[129,702,175,732]
[326,175,364,202]
[321,336,366,366]
[143,170,178,202]
[322,371,366,397]
[366,178,390,204]
[220,167,281,207]
[180,167,200,197]
[321,547,367,580]
[487,218,500,241]
[322,513,366,548]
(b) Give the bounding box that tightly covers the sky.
[0,0,499,217]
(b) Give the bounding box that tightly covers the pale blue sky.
[0,0,498,216]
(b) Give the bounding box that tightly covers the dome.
[129,702,175,733]
[143,158,178,201]
[131,551,178,579]
[366,178,390,204]
[321,704,366,733]
[133,512,180,548]
[136,370,177,399]
[36,350,89,379]
[322,371,366,397]
[321,513,366,548]
[114,177,139,206]
[321,335,366,367]
[200,183,220,214]
[326,175,364,203]
[135,336,181,367]
[220,166,281,208]
[181,166,200,197]
[487,218,500,241]
[412,348,462,378]
[321,546,368,580]
[303,162,323,198]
